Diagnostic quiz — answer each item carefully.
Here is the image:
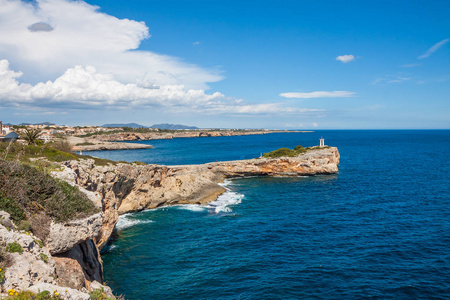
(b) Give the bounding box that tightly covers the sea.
[90,130,450,299]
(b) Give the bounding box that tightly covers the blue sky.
[0,0,448,128]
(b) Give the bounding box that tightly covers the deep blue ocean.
[98,130,450,299]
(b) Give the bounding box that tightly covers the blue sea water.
[100,130,450,299]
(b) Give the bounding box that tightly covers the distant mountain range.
[102,123,199,130]
[150,123,199,130]
[102,123,147,128]
[1,122,56,126]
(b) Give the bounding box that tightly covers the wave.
[115,213,154,230]
[175,204,208,212]
[207,191,244,213]
[207,180,244,213]
[172,180,244,214]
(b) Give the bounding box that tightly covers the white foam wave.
[116,213,154,230]
[175,204,207,212]
[172,180,244,214]
[208,191,244,213]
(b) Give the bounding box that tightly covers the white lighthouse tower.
[319,136,325,147]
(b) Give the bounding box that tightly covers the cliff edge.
[54,146,340,249]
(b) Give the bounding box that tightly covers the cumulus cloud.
[0,0,221,89]
[0,0,325,117]
[336,55,355,63]
[280,91,356,99]
[418,38,449,59]
[0,59,319,115]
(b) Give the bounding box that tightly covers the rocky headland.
[67,136,153,152]
[83,129,312,142]
[0,146,338,299]
[69,130,312,152]
[52,146,339,249]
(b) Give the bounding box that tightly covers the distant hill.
[18,122,56,126]
[102,123,148,128]
[150,123,199,130]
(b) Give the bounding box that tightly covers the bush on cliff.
[263,145,308,158]
[0,142,78,164]
[0,160,99,228]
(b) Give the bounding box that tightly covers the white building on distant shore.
[0,121,10,135]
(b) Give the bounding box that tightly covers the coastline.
[67,136,153,151]
[69,129,312,152]
[0,143,337,299]
[80,129,313,142]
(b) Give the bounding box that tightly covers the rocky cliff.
[53,146,339,249]
[0,211,113,299]
[0,146,338,298]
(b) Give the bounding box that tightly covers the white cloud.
[280,91,356,99]
[312,122,318,128]
[336,55,355,63]
[418,38,450,59]
[0,0,221,89]
[0,0,326,118]
[372,75,411,85]
[0,59,320,115]
[285,123,303,128]
[193,41,201,45]
[387,77,411,83]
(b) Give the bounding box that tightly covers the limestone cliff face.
[56,147,340,250]
[210,147,340,177]
[58,161,226,249]
[0,212,111,299]
[0,146,337,298]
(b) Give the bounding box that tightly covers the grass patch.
[0,266,6,282]
[0,196,27,224]
[89,288,115,300]
[0,143,78,163]
[6,242,23,254]
[4,290,62,299]
[0,160,99,225]
[17,220,31,232]
[263,145,308,158]
[39,253,48,263]
[34,239,44,248]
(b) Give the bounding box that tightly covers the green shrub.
[39,253,48,263]
[6,242,23,254]
[75,142,95,146]
[0,161,99,224]
[4,290,62,300]
[34,239,44,248]
[0,266,5,282]
[18,220,31,232]
[0,143,78,163]
[0,195,27,223]
[89,288,115,300]
[49,141,73,153]
[263,145,308,158]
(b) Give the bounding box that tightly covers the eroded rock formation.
[0,146,339,298]
[56,146,340,250]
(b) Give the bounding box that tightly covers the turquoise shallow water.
[100,130,450,299]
